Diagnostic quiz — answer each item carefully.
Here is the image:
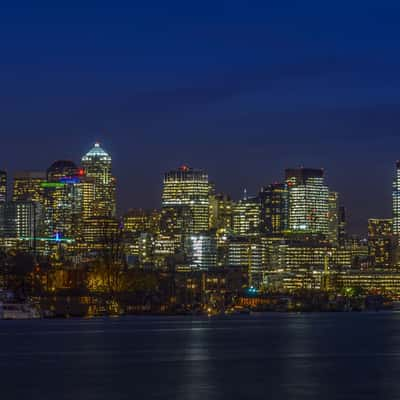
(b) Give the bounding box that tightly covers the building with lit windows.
[0,201,43,251]
[13,171,46,203]
[43,161,83,242]
[393,161,400,246]
[82,143,116,218]
[227,237,263,288]
[368,219,393,268]
[338,206,347,245]
[81,216,120,252]
[0,170,7,202]
[161,165,210,235]
[328,191,339,244]
[209,193,233,231]
[259,183,288,234]
[286,168,329,235]
[123,209,160,236]
[185,233,217,270]
[232,195,261,236]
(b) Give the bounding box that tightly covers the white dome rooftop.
[82,142,111,162]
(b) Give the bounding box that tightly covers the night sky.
[2,1,400,234]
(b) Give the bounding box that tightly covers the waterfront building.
[81,143,116,218]
[368,218,393,268]
[327,269,400,295]
[286,168,329,236]
[161,165,210,235]
[258,183,288,234]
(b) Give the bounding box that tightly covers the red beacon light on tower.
[179,164,190,172]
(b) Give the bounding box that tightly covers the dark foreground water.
[1,313,400,400]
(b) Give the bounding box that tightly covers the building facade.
[286,168,329,236]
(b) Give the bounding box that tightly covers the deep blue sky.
[2,1,400,233]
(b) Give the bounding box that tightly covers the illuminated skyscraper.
[185,233,217,270]
[368,219,393,268]
[259,183,288,234]
[0,170,7,202]
[232,195,261,236]
[286,168,329,235]
[82,143,116,217]
[0,201,43,250]
[338,206,347,245]
[43,161,85,241]
[209,193,233,231]
[328,191,339,244]
[393,161,400,243]
[161,165,210,235]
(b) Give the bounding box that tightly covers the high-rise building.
[82,143,116,217]
[232,195,261,236]
[185,233,217,270]
[161,165,210,235]
[13,171,46,203]
[286,168,329,235]
[0,201,43,250]
[209,193,233,231]
[0,170,7,202]
[227,237,263,288]
[259,183,288,234]
[328,191,339,244]
[338,206,347,245]
[393,161,400,242]
[368,219,393,268]
[43,161,86,241]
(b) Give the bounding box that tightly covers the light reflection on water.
[1,314,400,399]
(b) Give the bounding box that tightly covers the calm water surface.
[1,313,400,399]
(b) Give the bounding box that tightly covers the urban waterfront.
[2,313,400,399]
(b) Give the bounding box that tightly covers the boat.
[0,302,41,320]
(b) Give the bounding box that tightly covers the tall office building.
[185,233,217,270]
[209,193,233,231]
[82,143,116,218]
[259,183,288,234]
[286,168,329,236]
[161,165,210,235]
[338,206,347,245]
[0,201,43,250]
[232,195,261,236]
[368,219,393,268]
[13,171,46,203]
[328,191,339,244]
[0,170,7,202]
[43,161,84,241]
[393,161,400,243]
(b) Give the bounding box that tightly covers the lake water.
[1,313,400,399]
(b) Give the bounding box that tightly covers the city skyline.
[0,140,397,235]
